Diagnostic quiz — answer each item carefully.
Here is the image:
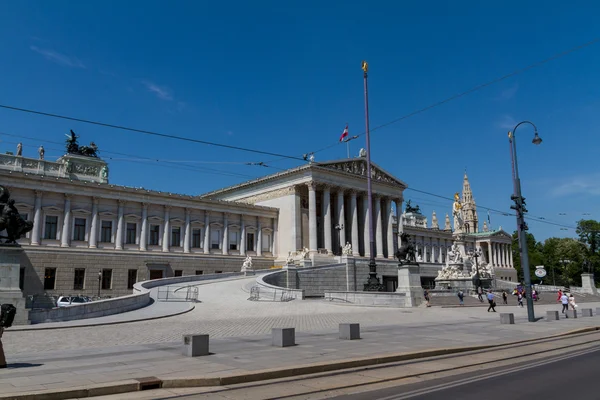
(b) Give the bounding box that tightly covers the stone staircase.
[431,290,600,308]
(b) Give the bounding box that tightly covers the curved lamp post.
[508,121,542,322]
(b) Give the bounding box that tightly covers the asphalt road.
[330,345,600,400]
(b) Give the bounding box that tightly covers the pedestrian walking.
[502,290,508,305]
[517,292,524,308]
[487,291,496,312]
[568,294,578,310]
[557,289,563,303]
[560,292,569,314]
[0,325,5,368]
[477,287,484,302]
[457,290,464,306]
[423,289,431,307]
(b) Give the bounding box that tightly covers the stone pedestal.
[0,246,29,325]
[342,255,357,291]
[546,311,560,321]
[581,308,593,317]
[339,323,360,340]
[566,309,577,319]
[581,274,598,295]
[396,264,423,307]
[272,328,295,347]
[299,259,313,268]
[500,313,515,324]
[182,334,209,357]
[282,265,298,289]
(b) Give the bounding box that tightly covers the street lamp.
[334,224,344,255]
[508,121,542,322]
[97,271,102,298]
[361,60,384,291]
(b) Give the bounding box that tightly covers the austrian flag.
[339,125,349,141]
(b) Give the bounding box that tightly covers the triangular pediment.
[315,159,407,188]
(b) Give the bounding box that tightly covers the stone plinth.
[581,308,593,317]
[396,264,423,307]
[272,328,295,347]
[341,255,357,291]
[282,265,298,289]
[0,245,29,325]
[566,309,577,319]
[581,274,598,295]
[57,154,108,184]
[324,291,408,307]
[299,259,313,268]
[339,323,360,340]
[182,334,209,357]
[500,313,515,324]
[546,311,560,321]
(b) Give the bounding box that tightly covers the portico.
[201,158,407,262]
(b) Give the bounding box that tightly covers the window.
[195,270,203,275]
[101,269,112,290]
[262,232,271,252]
[127,269,137,289]
[426,250,431,263]
[174,270,183,277]
[171,227,181,247]
[100,220,112,243]
[73,218,86,241]
[211,229,220,249]
[126,223,137,244]
[44,215,58,240]
[229,231,238,250]
[44,268,56,290]
[246,232,255,252]
[73,268,85,290]
[192,228,202,248]
[149,225,160,246]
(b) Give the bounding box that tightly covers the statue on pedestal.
[447,242,463,264]
[452,192,464,232]
[38,146,44,160]
[285,252,295,266]
[16,143,22,157]
[395,232,417,265]
[101,165,109,180]
[342,242,352,255]
[299,247,309,259]
[405,200,420,214]
[0,186,33,244]
[241,256,253,275]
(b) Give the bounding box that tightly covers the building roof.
[199,157,408,199]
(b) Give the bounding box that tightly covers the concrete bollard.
[596,308,600,316]
[272,328,295,347]
[500,313,515,325]
[581,308,593,317]
[546,311,560,321]
[339,323,360,340]
[183,334,209,357]
[566,309,578,319]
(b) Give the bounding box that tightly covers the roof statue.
[405,200,420,214]
[65,130,99,158]
[0,186,33,244]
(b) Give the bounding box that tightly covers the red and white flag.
[339,125,349,141]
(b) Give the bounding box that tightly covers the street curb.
[6,304,196,332]
[2,326,599,400]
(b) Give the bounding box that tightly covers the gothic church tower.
[461,172,478,233]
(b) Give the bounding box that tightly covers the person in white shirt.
[560,293,569,313]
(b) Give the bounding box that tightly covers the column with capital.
[350,190,360,256]
[140,203,148,251]
[31,191,43,245]
[184,208,191,253]
[89,197,99,248]
[60,194,71,248]
[385,198,394,258]
[394,198,402,251]
[307,181,318,253]
[272,216,278,255]
[162,206,170,252]
[256,217,263,256]
[488,241,494,266]
[222,213,229,255]
[509,245,514,268]
[203,211,210,253]
[115,200,125,250]
[336,189,346,253]
[362,194,370,257]
[240,216,246,256]
[374,196,383,258]
[322,185,332,254]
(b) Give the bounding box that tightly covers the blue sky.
[1,1,599,241]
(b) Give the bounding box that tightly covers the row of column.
[307,182,402,258]
[489,241,513,267]
[29,191,276,256]
[412,237,451,263]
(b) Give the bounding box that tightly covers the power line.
[304,38,600,157]
[0,105,305,161]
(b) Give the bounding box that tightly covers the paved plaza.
[1,276,599,397]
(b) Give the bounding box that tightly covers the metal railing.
[248,285,294,302]
[156,286,199,302]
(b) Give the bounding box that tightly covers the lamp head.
[532,131,542,145]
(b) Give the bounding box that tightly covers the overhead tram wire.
[0,105,305,162]
[0,132,259,179]
[299,38,600,159]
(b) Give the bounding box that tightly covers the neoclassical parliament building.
[3,136,516,297]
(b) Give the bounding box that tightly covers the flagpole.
[346,141,350,158]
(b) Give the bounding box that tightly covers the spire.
[461,171,478,233]
[444,213,452,231]
[431,210,439,230]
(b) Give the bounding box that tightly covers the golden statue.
[452,192,464,232]
[361,60,368,73]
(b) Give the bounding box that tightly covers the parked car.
[56,296,90,307]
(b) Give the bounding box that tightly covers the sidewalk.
[1,308,599,399]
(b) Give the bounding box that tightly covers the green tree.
[541,237,586,286]
[512,231,543,283]
[576,219,600,280]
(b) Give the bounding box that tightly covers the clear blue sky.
[1,1,598,242]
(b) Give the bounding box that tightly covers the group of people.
[558,289,578,314]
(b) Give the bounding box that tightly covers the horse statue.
[395,232,417,264]
[0,186,33,244]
